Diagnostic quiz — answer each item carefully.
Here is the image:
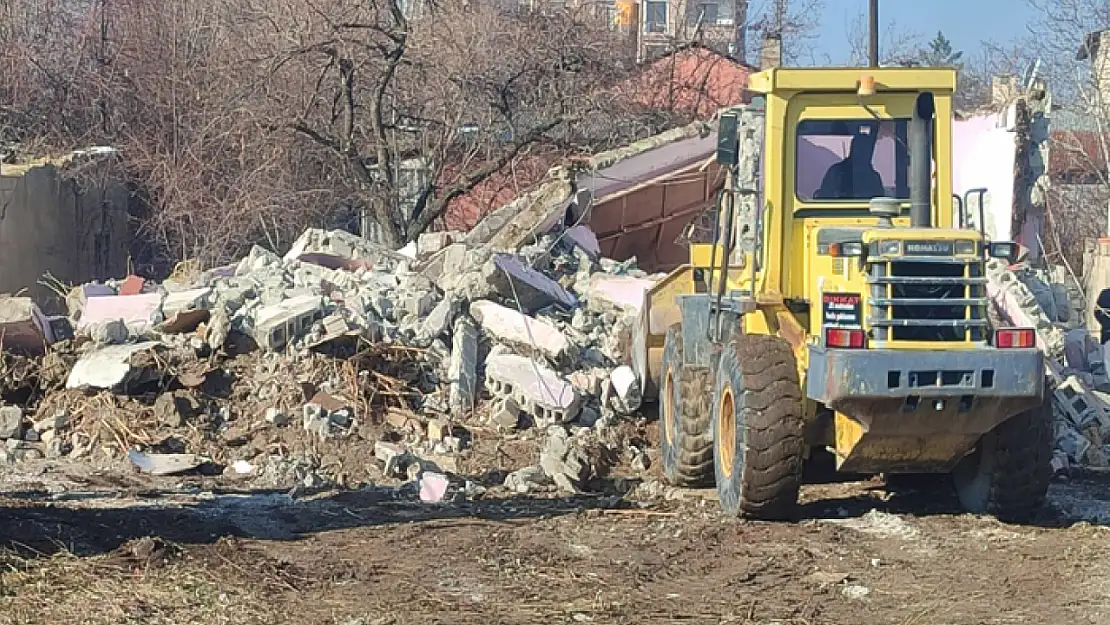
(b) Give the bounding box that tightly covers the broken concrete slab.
[484,353,581,423]
[284,228,406,273]
[448,316,479,415]
[470,300,572,363]
[463,173,574,250]
[127,450,205,475]
[65,342,162,390]
[77,292,163,336]
[415,295,460,343]
[417,231,455,257]
[0,295,54,354]
[161,287,212,318]
[503,465,551,493]
[491,254,578,311]
[582,273,656,315]
[421,243,469,286]
[563,225,600,260]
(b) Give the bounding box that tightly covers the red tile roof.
[1049,129,1108,182]
[625,46,754,119]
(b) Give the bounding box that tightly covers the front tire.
[712,331,806,520]
[659,324,714,487]
[952,393,1053,522]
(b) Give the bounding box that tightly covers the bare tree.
[250,0,634,248]
[0,0,738,271]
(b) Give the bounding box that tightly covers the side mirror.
[717,112,739,166]
[988,241,1018,264]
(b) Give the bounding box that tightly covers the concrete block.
[484,353,581,423]
[448,316,479,415]
[0,406,23,440]
[492,396,522,431]
[0,295,54,354]
[470,300,572,363]
[1053,375,1105,430]
[491,254,578,312]
[417,232,454,257]
[251,294,324,351]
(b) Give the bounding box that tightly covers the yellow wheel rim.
[663,370,675,445]
[718,386,736,477]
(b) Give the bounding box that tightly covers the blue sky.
[808,0,1037,63]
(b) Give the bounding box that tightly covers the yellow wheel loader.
[632,66,1053,522]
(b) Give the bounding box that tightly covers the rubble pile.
[0,225,659,498]
[987,258,1110,472]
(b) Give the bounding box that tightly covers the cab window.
[795,119,911,202]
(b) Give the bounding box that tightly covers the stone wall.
[0,149,132,311]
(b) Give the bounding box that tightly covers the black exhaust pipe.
[909,91,935,228]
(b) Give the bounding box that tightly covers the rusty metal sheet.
[585,134,725,273]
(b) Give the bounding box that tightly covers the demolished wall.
[0,148,132,309]
[952,85,1050,260]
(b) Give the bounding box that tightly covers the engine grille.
[866,254,988,343]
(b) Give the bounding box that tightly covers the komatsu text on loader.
[631,65,1052,521]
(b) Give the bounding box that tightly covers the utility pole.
[868,0,879,67]
[734,0,748,63]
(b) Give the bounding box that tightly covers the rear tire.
[712,331,805,520]
[659,324,714,487]
[952,393,1053,522]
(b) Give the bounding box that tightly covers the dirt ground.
[0,458,1108,625]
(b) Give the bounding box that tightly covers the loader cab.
[748,68,958,296]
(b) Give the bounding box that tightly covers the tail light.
[826,327,865,348]
[995,328,1035,348]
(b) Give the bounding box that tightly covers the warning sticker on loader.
[821,293,861,326]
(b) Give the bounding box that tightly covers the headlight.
[989,241,1018,263]
[878,240,901,256]
[954,240,977,255]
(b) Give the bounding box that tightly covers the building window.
[645,1,667,33]
[688,2,718,24]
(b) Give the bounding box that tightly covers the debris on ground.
[987,258,1110,471]
[0,221,662,494]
